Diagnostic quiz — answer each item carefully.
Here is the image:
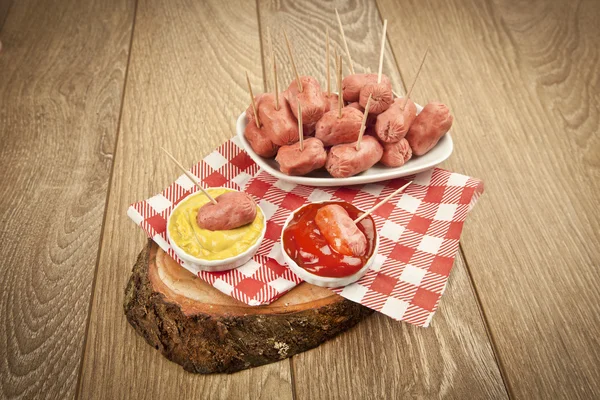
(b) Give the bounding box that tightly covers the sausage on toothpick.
[315,204,367,257]
[283,30,327,124]
[315,54,363,146]
[196,191,258,231]
[276,102,327,176]
[325,100,383,178]
[244,72,279,157]
[257,56,299,146]
[358,20,393,115]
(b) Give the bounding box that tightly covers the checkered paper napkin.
[128,136,483,326]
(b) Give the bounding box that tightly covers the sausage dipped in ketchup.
[315,204,367,256]
[282,202,376,278]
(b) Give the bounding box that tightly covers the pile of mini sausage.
[245,72,453,178]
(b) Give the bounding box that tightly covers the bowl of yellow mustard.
[167,187,266,272]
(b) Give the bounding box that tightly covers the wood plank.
[257,1,508,398]
[0,0,12,32]
[0,0,134,398]
[293,256,509,399]
[260,0,404,93]
[77,0,294,398]
[377,0,600,398]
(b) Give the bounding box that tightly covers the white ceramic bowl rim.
[166,188,267,267]
[280,200,380,284]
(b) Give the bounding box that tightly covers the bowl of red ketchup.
[281,201,379,288]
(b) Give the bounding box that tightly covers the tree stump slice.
[124,240,373,374]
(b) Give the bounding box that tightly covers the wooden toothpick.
[354,181,412,223]
[273,59,280,111]
[245,71,261,128]
[326,27,331,97]
[268,27,280,111]
[161,147,217,205]
[335,8,355,74]
[267,28,273,86]
[338,54,344,119]
[298,101,304,151]
[401,47,429,110]
[283,30,303,92]
[356,94,372,151]
[377,19,388,84]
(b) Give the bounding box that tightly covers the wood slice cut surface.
[124,241,373,374]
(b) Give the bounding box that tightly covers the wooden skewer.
[245,71,261,128]
[377,19,388,84]
[273,58,280,110]
[338,54,343,119]
[354,181,412,223]
[267,27,273,82]
[268,27,280,110]
[283,30,303,92]
[298,101,304,151]
[356,94,371,151]
[326,27,331,97]
[161,147,217,205]
[401,47,430,110]
[335,8,355,74]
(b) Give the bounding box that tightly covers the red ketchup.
[282,202,377,278]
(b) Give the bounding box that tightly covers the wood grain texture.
[259,0,404,94]
[0,0,12,32]
[377,0,600,398]
[0,0,134,398]
[257,1,508,398]
[77,0,293,398]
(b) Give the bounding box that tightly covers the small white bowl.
[280,201,379,288]
[167,188,266,272]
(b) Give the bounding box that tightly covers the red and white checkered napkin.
[128,136,484,326]
[246,169,483,326]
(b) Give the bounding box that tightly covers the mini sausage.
[315,107,364,146]
[347,102,377,128]
[275,137,327,176]
[374,97,417,143]
[325,135,383,178]
[244,121,279,158]
[303,122,317,137]
[380,138,412,167]
[323,93,340,113]
[245,94,265,122]
[257,93,299,146]
[284,76,327,124]
[405,102,453,156]
[342,73,391,103]
[359,78,393,115]
[197,191,257,231]
[315,204,367,256]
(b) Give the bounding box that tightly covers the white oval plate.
[235,103,452,187]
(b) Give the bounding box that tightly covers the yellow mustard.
[168,188,264,260]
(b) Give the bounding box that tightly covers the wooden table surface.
[1,0,598,398]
